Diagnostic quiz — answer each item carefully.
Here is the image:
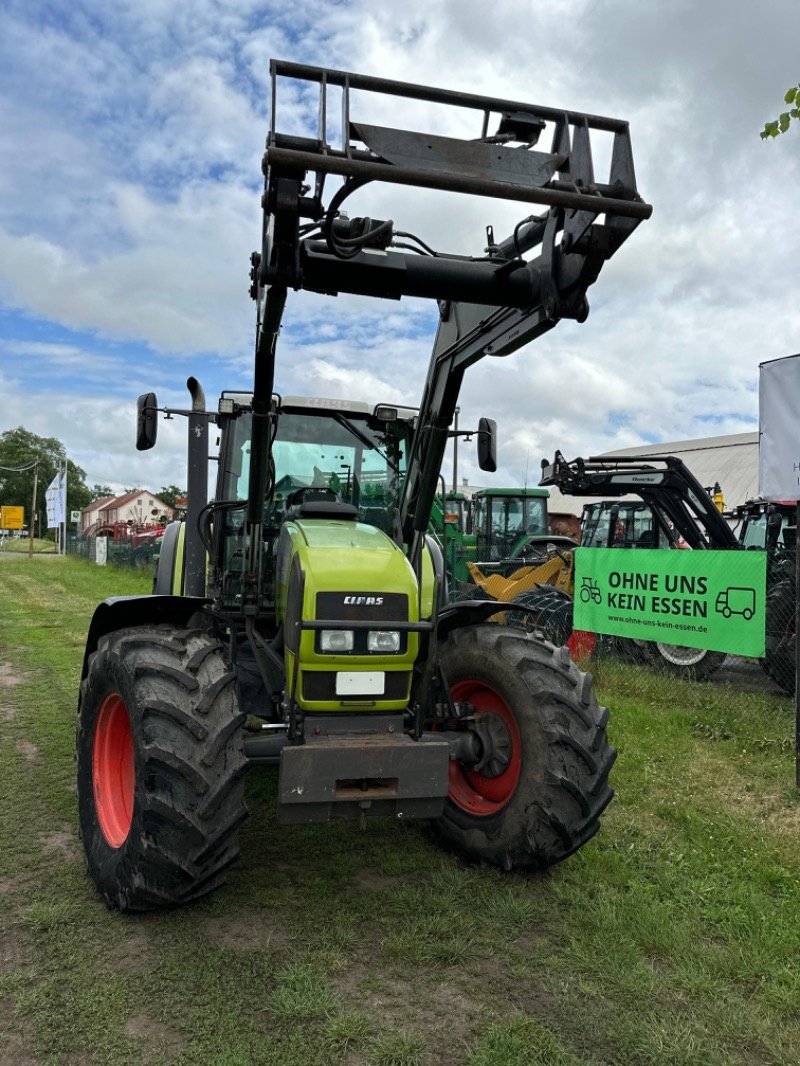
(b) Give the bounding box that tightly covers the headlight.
[320,629,354,652]
[367,630,401,653]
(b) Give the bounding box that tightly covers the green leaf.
[784,86,798,104]
[761,120,780,139]
[792,108,800,119]
[779,112,791,132]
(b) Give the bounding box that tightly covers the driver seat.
[286,487,357,521]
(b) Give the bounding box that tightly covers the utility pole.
[28,460,38,558]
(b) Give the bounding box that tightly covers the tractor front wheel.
[433,625,615,871]
[644,642,726,681]
[77,624,247,911]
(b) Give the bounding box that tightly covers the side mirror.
[477,417,497,473]
[136,392,159,451]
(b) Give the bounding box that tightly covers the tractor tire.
[432,625,615,871]
[602,637,651,664]
[644,641,726,681]
[77,624,247,911]
[505,584,573,645]
[505,585,595,660]
[762,579,795,696]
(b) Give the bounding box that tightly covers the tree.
[760,83,800,138]
[0,427,91,532]
[90,484,115,501]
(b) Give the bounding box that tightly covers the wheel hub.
[446,678,523,816]
[469,713,512,777]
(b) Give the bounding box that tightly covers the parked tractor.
[466,453,741,679]
[729,498,797,694]
[76,61,650,910]
[429,490,475,585]
[432,486,570,589]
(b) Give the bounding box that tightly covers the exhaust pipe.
[185,377,208,597]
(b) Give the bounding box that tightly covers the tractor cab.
[473,488,549,561]
[734,498,795,554]
[211,393,416,611]
[730,497,796,588]
[580,500,673,549]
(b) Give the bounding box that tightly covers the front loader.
[77,61,650,910]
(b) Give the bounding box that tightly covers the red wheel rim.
[92,692,134,848]
[447,679,522,816]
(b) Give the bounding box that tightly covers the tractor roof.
[218,391,418,424]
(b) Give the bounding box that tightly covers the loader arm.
[250,61,652,582]
[540,451,740,550]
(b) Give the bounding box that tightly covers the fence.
[66,534,160,573]
[63,531,798,699]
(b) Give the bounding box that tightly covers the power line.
[0,461,39,472]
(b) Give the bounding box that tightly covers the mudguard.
[80,595,209,682]
[153,521,185,595]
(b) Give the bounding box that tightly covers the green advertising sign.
[573,549,766,657]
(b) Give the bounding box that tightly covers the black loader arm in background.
[249,60,652,581]
[540,450,740,550]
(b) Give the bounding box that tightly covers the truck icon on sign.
[715,586,755,620]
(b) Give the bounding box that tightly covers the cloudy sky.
[1,0,799,495]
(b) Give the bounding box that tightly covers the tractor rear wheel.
[77,624,247,911]
[762,579,795,695]
[433,625,615,870]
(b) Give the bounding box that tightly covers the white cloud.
[0,0,798,497]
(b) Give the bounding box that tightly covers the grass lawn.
[1,556,799,1065]
[0,537,58,554]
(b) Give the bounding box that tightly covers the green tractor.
[434,486,574,589]
[473,487,552,562]
[76,61,650,909]
[730,497,797,695]
[429,490,475,585]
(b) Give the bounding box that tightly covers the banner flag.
[45,472,66,529]
[759,353,800,500]
[573,548,766,658]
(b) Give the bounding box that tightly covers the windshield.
[221,408,408,533]
[581,502,668,548]
[740,513,767,549]
[480,496,547,536]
